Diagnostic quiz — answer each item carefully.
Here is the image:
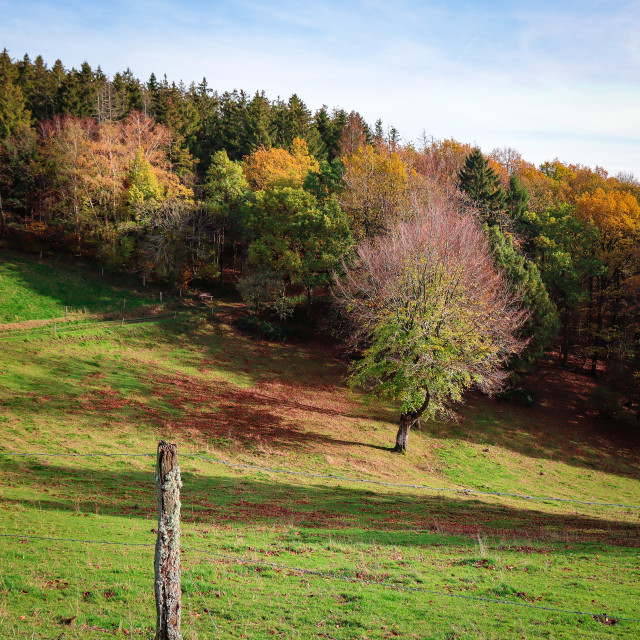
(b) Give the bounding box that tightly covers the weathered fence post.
[154,440,183,640]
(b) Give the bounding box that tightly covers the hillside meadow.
[0,251,639,639]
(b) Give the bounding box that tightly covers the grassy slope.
[0,250,165,324]
[0,252,639,639]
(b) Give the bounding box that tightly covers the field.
[1,250,639,639]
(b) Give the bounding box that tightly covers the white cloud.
[1,0,638,175]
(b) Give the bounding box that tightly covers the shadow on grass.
[0,251,161,322]
[3,305,639,481]
[2,459,639,547]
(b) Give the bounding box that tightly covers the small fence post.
[143,275,146,287]
[160,292,163,303]
[154,441,183,640]
[123,298,126,309]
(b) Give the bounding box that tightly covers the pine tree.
[505,173,529,219]
[458,147,505,223]
[0,80,31,140]
[486,225,559,368]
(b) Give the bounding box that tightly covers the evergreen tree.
[245,91,274,151]
[505,173,529,220]
[204,149,249,209]
[458,147,505,223]
[0,80,32,139]
[303,158,344,202]
[0,49,17,84]
[216,90,250,160]
[486,225,559,368]
[56,62,99,117]
[313,106,342,161]
[185,78,219,173]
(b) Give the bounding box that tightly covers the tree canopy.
[335,195,525,452]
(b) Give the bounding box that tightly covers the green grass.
[0,250,166,323]
[0,253,639,639]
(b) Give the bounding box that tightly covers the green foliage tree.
[458,147,505,223]
[203,149,250,277]
[0,80,31,140]
[0,70,36,225]
[486,225,559,368]
[302,158,344,203]
[505,173,529,220]
[458,148,559,367]
[244,186,352,313]
[204,150,249,208]
[514,204,602,364]
[127,146,164,210]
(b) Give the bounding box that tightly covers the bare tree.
[335,193,526,452]
[142,200,217,289]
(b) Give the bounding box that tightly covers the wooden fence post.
[154,440,183,640]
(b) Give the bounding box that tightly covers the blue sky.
[1,0,639,176]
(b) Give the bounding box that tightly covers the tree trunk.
[0,195,5,237]
[394,414,415,453]
[561,311,569,367]
[393,389,430,454]
[306,286,312,318]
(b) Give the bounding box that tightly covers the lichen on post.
[154,440,183,640]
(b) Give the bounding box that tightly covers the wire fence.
[0,310,202,341]
[1,533,636,624]
[3,450,639,512]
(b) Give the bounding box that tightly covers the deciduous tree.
[335,195,525,452]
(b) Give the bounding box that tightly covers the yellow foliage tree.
[575,188,640,252]
[340,145,409,238]
[242,137,319,190]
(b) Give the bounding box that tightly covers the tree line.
[0,49,638,437]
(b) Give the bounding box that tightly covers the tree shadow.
[422,368,640,482]
[148,373,393,452]
[2,459,638,548]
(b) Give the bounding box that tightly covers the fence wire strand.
[0,312,184,341]
[183,545,639,622]
[3,450,638,511]
[0,533,636,623]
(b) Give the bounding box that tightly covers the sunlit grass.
[0,254,639,638]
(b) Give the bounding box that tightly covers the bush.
[235,316,287,342]
[499,387,538,407]
[589,386,621,419]
[237,270,294,322]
